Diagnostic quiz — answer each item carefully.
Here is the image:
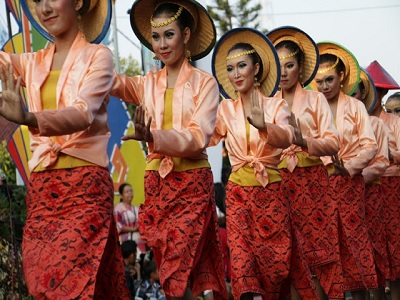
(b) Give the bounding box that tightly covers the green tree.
[207,0,265,36]
[118,55,142,118]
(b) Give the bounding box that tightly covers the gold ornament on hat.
[226,49,256,61]
[150,6,183,28]
[317,57,339,74]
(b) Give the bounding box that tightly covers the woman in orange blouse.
[210,27,294,300]
[0,0,129,298]
[111,1,227,299]
[311,42,379,300]
[353,68,390,300]
[366,60,400,300]
[267,26,340,300]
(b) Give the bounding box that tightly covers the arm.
[209,102,227,147]
[33,46,114,136]
[259,97,294,149]
[152,75,220,157]
[304,94,340,156]
[362,118,389,184]
[344,101,378,177]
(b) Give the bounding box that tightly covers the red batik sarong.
[23,166,130,300]
[328,174,378,291]
[381,176,400,281]
[280,165,342,299]
[226,181,291,300]
[364,183,390,285]
[140,168,227,299]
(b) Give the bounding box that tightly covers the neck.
[370,102,383,117]
[166,57,185,87]
[281,82,300,108]
[54,27,80,54]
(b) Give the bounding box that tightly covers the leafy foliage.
[207,0,265,36]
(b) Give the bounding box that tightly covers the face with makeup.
[385,94,400,116]
[150,4,191,69]
[314,55,344,101]
[275,41,303,93]
[226,45,260,97]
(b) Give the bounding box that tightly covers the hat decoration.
[365,60,400,90]
[21,0,112,44]
[130,0,216,61]
[212,27,280,99]
[267,26,319,87]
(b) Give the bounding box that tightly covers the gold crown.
[279,48,299,61]
[317,57,339,74]
[226,49,256,61]
[150,6,183,28]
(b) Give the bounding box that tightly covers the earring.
[153,55,160,61]
[234,90,238,97]
[340,83,343,89]
[185,49,191,62]
[254,77,260,89]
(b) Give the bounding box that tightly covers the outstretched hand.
[289,112,307,148]
[0,64,26,124]
[247,89,266,131]
[331,154,349,176]
[122,105,153,142]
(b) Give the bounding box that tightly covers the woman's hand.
[289,112,307,148]
[247,89,266,131]
[0,64,26,124]
[122,105,153,142]
[331,154,350,176]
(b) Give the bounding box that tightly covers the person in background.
[385,92,400,116]
[0,0,129,298]
[366,60,400,300]
[136,260,166,300]
[110,0,227,298]
[310,41,378,300]
[267,26,340,300]
[114,182,146,253]
[122,240,142,298]
[353,68,390,300]
[210,27,294,300]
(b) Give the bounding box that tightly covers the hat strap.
[318,57,339,74]
[150,6,183,28]
[226,49,256,61]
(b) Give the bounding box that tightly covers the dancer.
[366,60,400,300]
[353,68,390,300]
[210,27,294,300]
[310,41,378,300]
[267,26,340,300]
[111,0,227,299]
[0,0,129,298]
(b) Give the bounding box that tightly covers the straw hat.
[21,0,112,44]
[359,68,377,113]
[130,0,216,61]
[308,41,360,96]
[267,26,319,87]
[211,27,280,99]
[365,60,400,90]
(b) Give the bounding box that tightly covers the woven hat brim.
[130,0,216,61]
[359,68,377,113]
[308,41,360,96]
[211,27,280,99]
[21,0,112,44]
[267,26,319,87]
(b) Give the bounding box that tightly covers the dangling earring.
[153,55,160,61]
[254,77,260,89]
[234,90,238,97]
[340,83,343,89]
[185,49,191,62]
